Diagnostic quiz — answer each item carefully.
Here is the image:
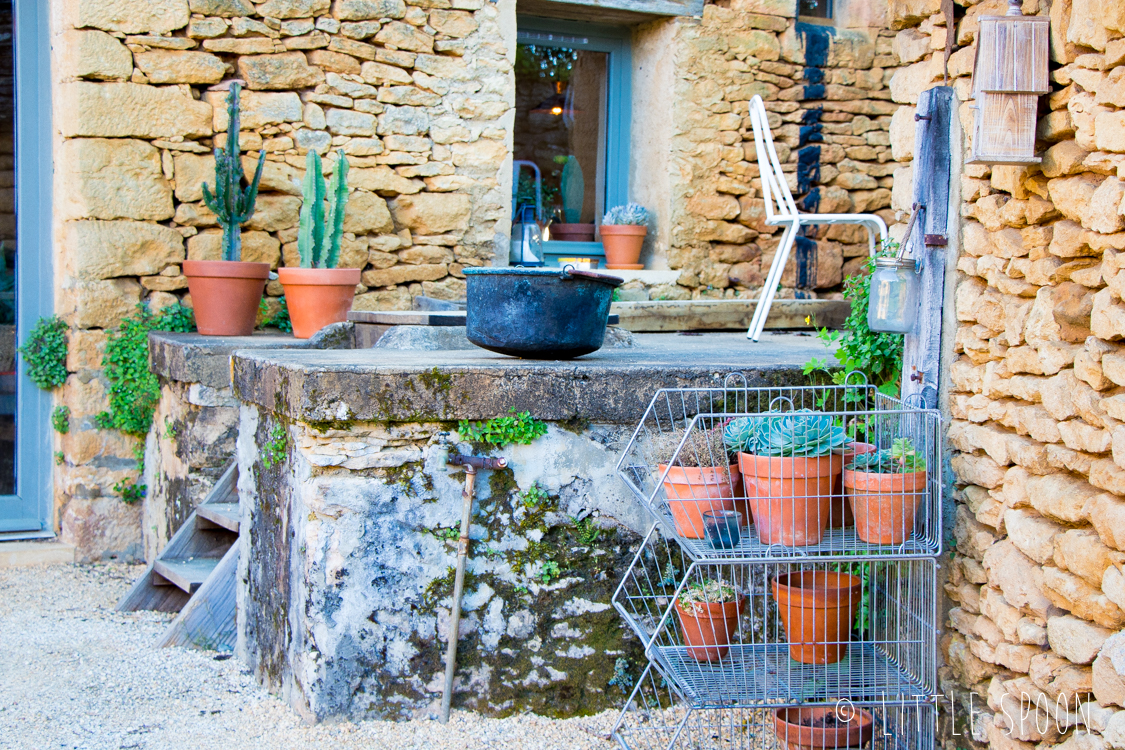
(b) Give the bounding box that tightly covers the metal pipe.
[439,454,508,723]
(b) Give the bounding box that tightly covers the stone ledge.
[231,331,822,423]
[0,541,76,568]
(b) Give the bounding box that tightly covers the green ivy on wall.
[458,408,548,446]
[51,405,70,434]
[18,315,68,389]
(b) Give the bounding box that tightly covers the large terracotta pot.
[550,223,595,242]
[773,706,875,749]
[600,225,647,269]
[738,452,841,547]
[829,442,875,528]
[675,596,744,661]
[772,571,863,665]
[183,260,270,336]
[659,464,742,539]
[844,469,927,544]
[278,267,361,339]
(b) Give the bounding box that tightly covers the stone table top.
[230,331,827,424]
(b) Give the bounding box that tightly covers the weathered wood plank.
[612,299,850,333]
[158,543,238,652]
[196,502,239,533]
[154,557,221,595]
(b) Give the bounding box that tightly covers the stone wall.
[890,0,1125,747]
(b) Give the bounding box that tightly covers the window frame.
[514,17,632,264]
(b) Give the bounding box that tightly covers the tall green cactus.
[297,149,349,269]
[202,82,266,262]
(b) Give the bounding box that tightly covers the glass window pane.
[0,0,15,495]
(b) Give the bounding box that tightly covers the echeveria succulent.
[848,438,926,473]
[603,203,650,226]
[723,410,848,458]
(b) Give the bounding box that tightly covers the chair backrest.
[748,95,800,222]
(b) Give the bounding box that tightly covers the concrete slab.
[0,541,75,568]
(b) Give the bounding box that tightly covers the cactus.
[202,82,266,262]
[297,149,350,269]
[602,202,650,226]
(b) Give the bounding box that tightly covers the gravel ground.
[0,563,620,750]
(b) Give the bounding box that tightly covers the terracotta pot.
[278,267,361,339]
[675,596,744,661]
[773,706,875,749]
[183,260,270,336]
[829,442,875,528]
[772,571,863,665]
[737,452,842,547]
[600,225,647,269]
[659,464,742,539]
[844,469,927,544]
[550,223,596,242]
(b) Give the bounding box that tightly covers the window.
[512,19,630,266]
[798,0,833,19]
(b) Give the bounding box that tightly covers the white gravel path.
[0,562,620,750]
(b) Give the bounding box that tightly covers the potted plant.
[830,439,876,529]
[771,569,863,665]
[773,706,875,749]
[653,426,744,539]
[184,82,269,336]
[674,578,744,662]
[724,411,850,547]
[844,438,927,545]
[550,156,595,242]
[278,150,360,339]
[600,203,649,269]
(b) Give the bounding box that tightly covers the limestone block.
[730,0,796,14]
[1096,112,1125,153]
[342,190,394,234]
[1043,141,1091,179]
[956,504,998,560]
[1056,527,1117,588]
[325,72,376,99]
[1048,615,1114,665]
[208,91,303,131]
[333,0,407,19]
[186,229,281,267]
[1059,420,1112,454]
[388,193,469,235]
[889,55,941,104]
[61,278,143,329]
[295,129,331,154]
[307,50,360,75]
[254,0,330,17]
[353,287,411,309]
[1054,282,1095,343]
[361,264,446,287]
[1004,508,1063,565]
[983,539,1057,618]
[449,140,508,171]
[429,10,478,38]
[1050,175,1106,224]
[326,108,376,136]
[1094,632,1125,707]
[377,105,430,136]
[189,0,254,15]
[58,83,212,138]
[237,52,324,90]
[374,22,434,54]
[74,0,189,34]
[1085,493,1125,550]
[361,61,413,85]
[244,194,301,232]
[134,50,226,85]
[59,138,173,222]
[1042,566,1125,628]
[64,220,185,280]
[171,153,214,203]
[1093,289,1125,341]
[1092,458,1125,497]
[1087,178,1125,234]
[992,691,1061,743]
[60,494,142,563]
[349,167,421,195]
[893,27,930,64]
[59,30,132,81]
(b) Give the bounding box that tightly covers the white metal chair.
[744,95,889,341]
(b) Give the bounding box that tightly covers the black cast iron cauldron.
[464,267,624,359]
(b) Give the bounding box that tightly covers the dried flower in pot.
[844,438,927,545]
[724,411,851,547]
[653,425,744,539]
[674,579,744,662]
[771,570,863,665]
[279,149,361,339]
[600,203,649,269]
[184,82,269,337]
[773,706,875,749]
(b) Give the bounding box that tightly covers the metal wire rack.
[613,664,937,750]
[615,378,942,561]
[612,528,938,708]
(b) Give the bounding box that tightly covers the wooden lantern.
[969,0,1049,165]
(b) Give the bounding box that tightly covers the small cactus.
[202,82,266,262]
[297,149,350,269]
[602,203,650,226]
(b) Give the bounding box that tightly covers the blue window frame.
[514,17,631,267]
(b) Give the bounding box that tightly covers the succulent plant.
[602,203,650,226]
[848,438,926,473]
[297,149,349,269]
[202,82,266,263]
[678,579,739,611]
[723,410,848,458]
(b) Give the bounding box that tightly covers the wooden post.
[901,87,955,408]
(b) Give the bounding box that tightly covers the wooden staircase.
[117,463,240,651]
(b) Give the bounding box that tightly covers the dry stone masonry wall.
[892,0,1125,747]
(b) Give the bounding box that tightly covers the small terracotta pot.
[550,223,596,242]
[829,442,875,528]
[844,469,927,545]
[600,225,647,269]
[773,706,875,749]
[772,571,863,665]
[738,452,842,547]
[278,267,361,339]
[183,259,270,336]
[675,596,744,661]
[659,464,743,539]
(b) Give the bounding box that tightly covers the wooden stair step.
[196,502,239,533]
[153,557,222,594]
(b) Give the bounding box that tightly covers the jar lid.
[874,256,916,270]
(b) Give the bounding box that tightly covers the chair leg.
[747,223,797,342]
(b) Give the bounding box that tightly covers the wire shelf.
[612,664,937,750]
[616,378,942,561]
[612,529,938,708]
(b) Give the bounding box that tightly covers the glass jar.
[867,257,920,333]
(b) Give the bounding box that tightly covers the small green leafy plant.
[539,560,561,584]
[202,82,266,262]
[723,410,848,457]
[847,438,926,473]
[114,478,146,504]
[458,408,548,446]
[519,483,548,508]
[19,316,68,389]
[297,149,349,269]
[572,515,602,544]
[51,405,70,434]
[54,451,64,466]
[261,422,288,468]
[267,296,292,333]
[608,658,634,694]
[677,579,738,612]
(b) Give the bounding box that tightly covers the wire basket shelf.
[612,663,937,750]
[616,378,943,561]
[612,529,938,709]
